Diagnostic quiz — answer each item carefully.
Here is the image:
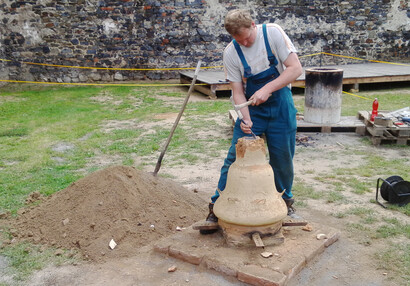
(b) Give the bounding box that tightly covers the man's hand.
[249,52,303,106]
[240,118,253,134]
[249,87,270,106]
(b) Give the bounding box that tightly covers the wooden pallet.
[229,111,366,134]
[357,110,410,146]
[180,63,410,98]
[370,133,409,146]
[296,116,366,134]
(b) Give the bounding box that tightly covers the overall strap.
[262,24,278,66]
[233,39,252,78]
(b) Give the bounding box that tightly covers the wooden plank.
[180,70,228,85]
[357,110,410,146]
[297,116,365,133]
[371,136,409,146]
[252,233,265,248]
[228,112,366,133]
[180,62,410,96]
[357,110,410,137]
[180,75,217,98]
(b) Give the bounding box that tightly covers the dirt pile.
[8,166,207,262]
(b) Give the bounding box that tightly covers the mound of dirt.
[8,166,207,262]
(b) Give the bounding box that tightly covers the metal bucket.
[304,68,343,124]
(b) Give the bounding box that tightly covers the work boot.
[283,198,296,216]
[284,197,304,219]
[199,203,218,235]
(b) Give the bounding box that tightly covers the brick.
[168,247,202,265]
[238,265,287,286]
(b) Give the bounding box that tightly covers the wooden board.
[229,110,366,134]
[357,110,410,146]
[181,63,410,98]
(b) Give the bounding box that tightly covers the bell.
[213,136,288,246]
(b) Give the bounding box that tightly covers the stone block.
[154,220,340,286]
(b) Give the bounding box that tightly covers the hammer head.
[230,94,257,139]
[230,95,244,120]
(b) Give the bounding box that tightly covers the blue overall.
[211,24,297,203]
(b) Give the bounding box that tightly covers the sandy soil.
[1,91,409,286]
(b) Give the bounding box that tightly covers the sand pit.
[8,166,207,262]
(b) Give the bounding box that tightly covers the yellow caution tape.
[0,79,206,87]
[342,90,371,100]
[321,52,410,66]
[299,52,322,58]
[0,52,406,95]
[1,52,408,70]
[296,85,371,100]
[0,58,222,71]
[0,80,372,101]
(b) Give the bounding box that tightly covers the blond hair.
[224,9,253,36]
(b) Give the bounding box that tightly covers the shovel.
[152,60,202,176]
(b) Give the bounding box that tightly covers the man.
[200,9,302,234]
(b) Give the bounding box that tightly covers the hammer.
[230,95,256,138]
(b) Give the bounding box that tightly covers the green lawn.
[0,83,409,284]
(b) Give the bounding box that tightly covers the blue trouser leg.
[266,127,296,199]
[211,119,251,203]
[265,88,296,199]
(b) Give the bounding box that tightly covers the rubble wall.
[0,0,408,83]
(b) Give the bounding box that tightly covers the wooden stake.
[153,61,201,176]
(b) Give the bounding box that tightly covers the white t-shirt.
[223,24,297,83]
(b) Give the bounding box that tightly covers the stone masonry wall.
[0,0,408,83]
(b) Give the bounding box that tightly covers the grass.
[375,243,410,283]
[0,83,409,285]
[0,85,232,215]
[0,241,78,282]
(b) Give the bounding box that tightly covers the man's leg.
[266,128,296,200]
[211,119,248,203]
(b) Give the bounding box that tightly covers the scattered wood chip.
[176,226,182,231]
[62,218,70,226]
[302,224,313,232]
[261,251,273,258]
[168,265,177,272]
[109,239,117,250]
[54,249,64,256]
[0,211,10,219]
[316,233,327,240]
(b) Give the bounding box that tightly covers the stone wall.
[0,0,408,83]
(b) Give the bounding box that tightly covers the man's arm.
[231,81,253,134]
[249,52,302,105]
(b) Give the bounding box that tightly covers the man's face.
[233,22,257,48]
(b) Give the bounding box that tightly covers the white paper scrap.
[109,239,117,250]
